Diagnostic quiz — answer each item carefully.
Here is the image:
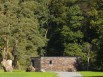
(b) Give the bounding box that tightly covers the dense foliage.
[0,0,103,71]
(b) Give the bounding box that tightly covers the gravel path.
[56,72,82,77]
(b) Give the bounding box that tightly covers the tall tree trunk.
[13,39,18,69]
[3,36,9,60]
[13,55,17,69]
[6,37,9,59]
[87,57,90,70]
[45,29,48,38]
[1,36,13,72]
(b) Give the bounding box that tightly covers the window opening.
[49,60,52,64]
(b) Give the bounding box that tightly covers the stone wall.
[40,57,78,72]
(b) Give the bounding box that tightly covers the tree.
[0,0,46,69]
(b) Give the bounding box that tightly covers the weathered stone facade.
[31,57,80,72]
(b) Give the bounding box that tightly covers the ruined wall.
[31,57,41,71]
[40,57,78,72]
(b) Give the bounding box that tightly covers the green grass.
[80,71,103,77]
[0,72,57,77]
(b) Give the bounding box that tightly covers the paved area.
[56,72,82,77]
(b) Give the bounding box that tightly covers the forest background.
[0,0,103,71]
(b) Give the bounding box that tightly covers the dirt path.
[56,72,82,77]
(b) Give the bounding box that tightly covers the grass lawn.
[0,72,57,77]
[80,71,103,77]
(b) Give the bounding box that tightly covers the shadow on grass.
[83,76,103,77]
[73,76,103,77]
[75,76,103,77]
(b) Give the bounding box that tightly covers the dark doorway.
[31,58,35,67]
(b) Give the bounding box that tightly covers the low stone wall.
[40,57,77,72]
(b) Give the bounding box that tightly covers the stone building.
[31,57,80,72]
